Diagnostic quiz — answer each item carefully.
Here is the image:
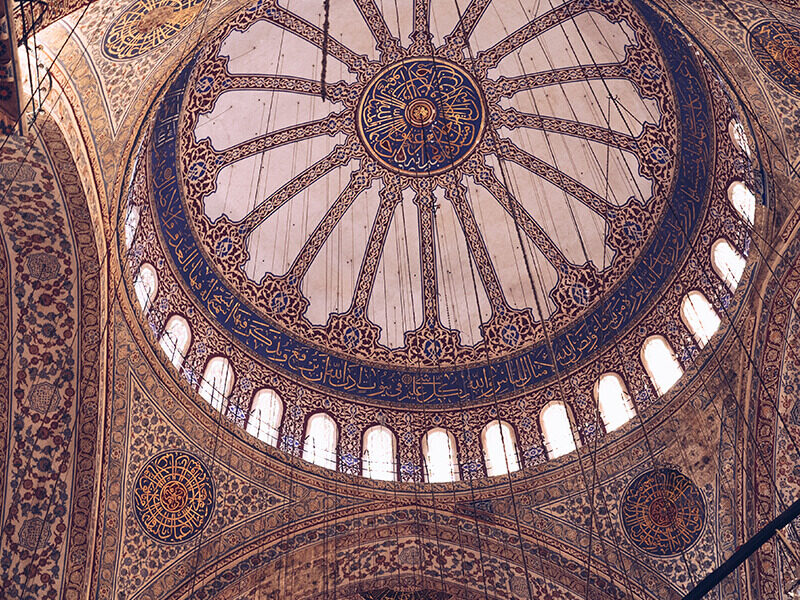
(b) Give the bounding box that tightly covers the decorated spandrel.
[133,450,214,544]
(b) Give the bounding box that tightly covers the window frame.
[680,290,721,348]
[134,262,158,314]
[159,313,192,369]
[124,204,141,250]
[362,424,398,481]
[594,372,636,433]
[710,237,746,292]
[198,355,235,412]
[302,411,339,471]
[640,335,683,397]
[726,180,755,226]
[481,419,521,477]
[421,427,460,483]
[539,401,578,459]
[247,388,284,447]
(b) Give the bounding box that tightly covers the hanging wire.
[417,17,549,600]
[516,0,702,587]
[84,1,800,600]
[320,0,331,102]
[583,0,800,500]
[527,1,764,588]
[434,2,645,599]
[0,2,169,593]
[559,1,800,586]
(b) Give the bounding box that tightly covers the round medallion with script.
[133,450,214,544]
[749,21,800,97]
[620,468,705,556]
[357,58,486,176]
[103,0,205,60]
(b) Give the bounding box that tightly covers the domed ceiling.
[144,0,720,396]
[125,0,752,472]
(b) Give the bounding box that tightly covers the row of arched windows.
[127,255,745,482]
[124,148,754,479]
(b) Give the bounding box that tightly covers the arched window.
[728,119,751,158]
[124,205,140,249]
[198,356,234,411]
[303,412,337,470]
[711,238,746,292]
[540,402,576,459]
[727,181,755,225]
[247,388,283,446]
[134,263,158,312]
[159,315,191,369]
[422,428,459,483]
[362,425,396,481]
[641,336,683,396]
[595,373,636,432]
[482,420,520,476]
[681,291,721,348]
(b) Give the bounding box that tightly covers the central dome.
[357,58,485,175]
[130,0,740,410]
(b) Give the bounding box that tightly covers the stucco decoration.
[0,123,102,600]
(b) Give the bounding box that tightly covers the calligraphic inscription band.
[103,0,206,60]
[133,450,214,544]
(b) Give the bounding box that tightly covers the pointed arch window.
[303,412,338,470]
[482,420,520,476]
[198,356,234,412]
[362,425,396,481]
[727,181,755,225]
[159,315,191,369]
[728,119,751,158]
[681,291,721,348]
[422,428,459,483]
[124,205,140,249]
[711,238,746,292]
[595,373,636,432]
[134,263,158,312]
[247,388,283,446]
[540,402,576,459]
[641,335,683,396]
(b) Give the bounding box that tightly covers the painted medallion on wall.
[620,467,705,556]
[357,58,485,175]
[749,20,800,97]
[362,590,451,600]
[133,450,214,543]
[103,0,205,60]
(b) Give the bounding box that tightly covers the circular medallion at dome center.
[357,58,485,175]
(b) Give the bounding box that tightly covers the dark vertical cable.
[321,0,331,102]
